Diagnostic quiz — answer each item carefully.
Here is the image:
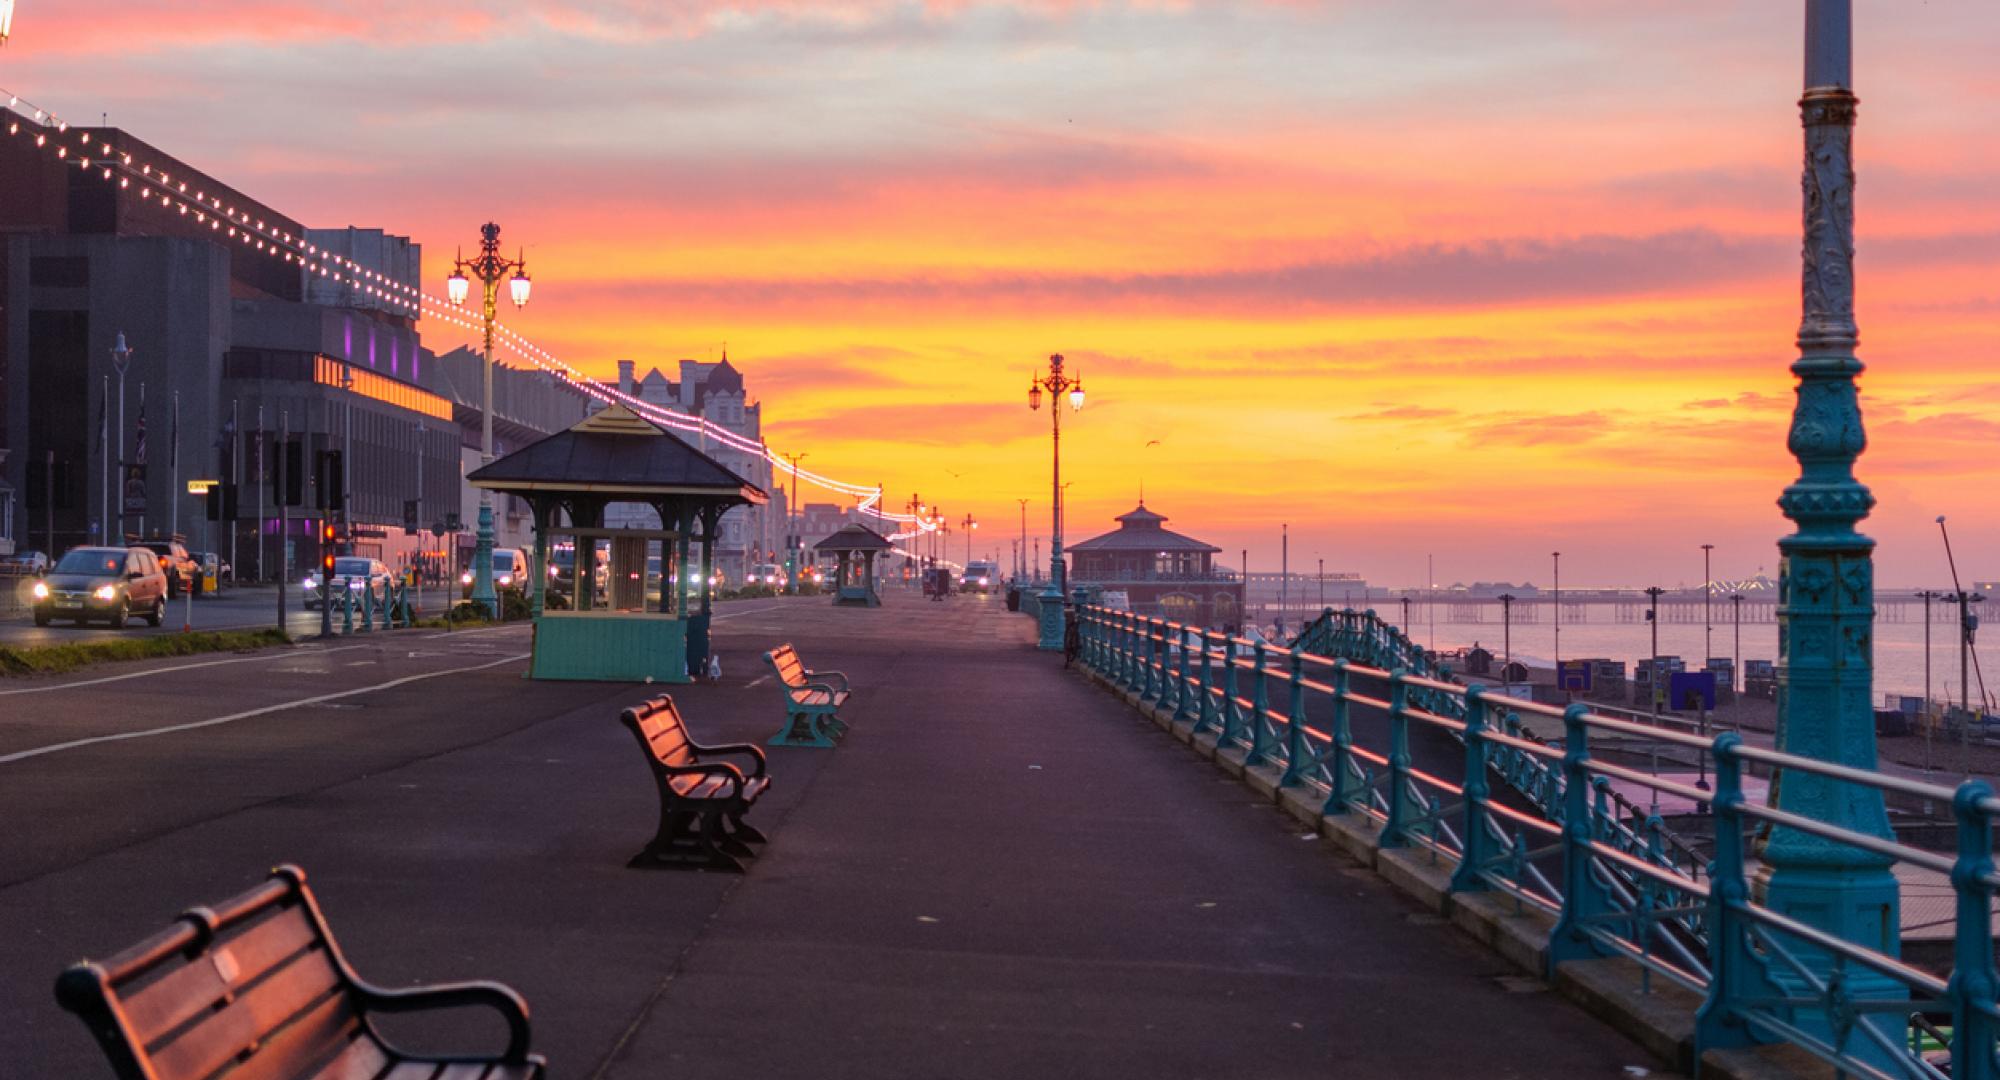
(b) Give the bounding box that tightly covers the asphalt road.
[0,581,450,645]
[0,593,1657,1078]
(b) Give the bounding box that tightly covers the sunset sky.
[5,2,1997,587]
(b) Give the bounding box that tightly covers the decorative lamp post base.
[471,500,499,619]
[1036,585,1065,650]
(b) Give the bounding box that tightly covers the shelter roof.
[467,403,768,504]
[1069,502,1221,554]
[815,523,894,553]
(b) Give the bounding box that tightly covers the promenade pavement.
[0,591,1661,1078]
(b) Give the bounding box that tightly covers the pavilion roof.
[814,523,894,553]
[1069,502,1221,554]
[467,403,768,504]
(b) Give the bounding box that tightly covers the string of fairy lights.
[0,84,930,535]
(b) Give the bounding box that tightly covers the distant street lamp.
[445,222,531,618]
[1016,498,1029,581]
[1551,550,1562,676]
[1644,586,1665,721]
[1027,353,1083,650]
[1498,593,1516,692]
[783,451,807,593]
[961,513,978,569]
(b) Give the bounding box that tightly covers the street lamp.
[961,513,978,569]
[1551,550,1561,676]
[1027,353,1084,650]
[1498,593,1515,693]
[783,452,806,593]
[1644,586,1665,721]
[446,222,531,619]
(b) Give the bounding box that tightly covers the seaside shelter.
[468,403,767,682]
[814,523,893,607]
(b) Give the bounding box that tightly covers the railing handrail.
[1070,602,2000,1080]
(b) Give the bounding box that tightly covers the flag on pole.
[135,385,148,466]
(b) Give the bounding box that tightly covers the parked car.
[961,561,999,593]
[304,556,393,611]
[31,546,168,628]
[747,562,788,588]
[1,550,50,577]
[133,537,199,598]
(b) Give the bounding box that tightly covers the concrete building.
[606,354,777,581]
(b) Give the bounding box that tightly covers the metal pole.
[1960,590,1972,776]
[170,391,180,539]
[1279,523,1288,631]
[256,404,265,586]
[416,421,426,620]
[229,398,239,583]
[1018,498,1028,581]
[1552,550,1561,673]
[1759,4,1904,1051]
[116,368,126,541]
[100,375,109,542]
[1733,592,1743,693]
[278,409,288,633]
[1922,589,1934,770]
[1646,585,1664,721]
[1500,593,1513,692]
[1702,543,1714,666]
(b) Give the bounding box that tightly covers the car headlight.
[31,582,48,599]
[303,578,317,589]
[93,585,117,601]
[348,579,364,591]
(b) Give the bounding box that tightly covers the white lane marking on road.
[744,675,771,689]
[418,624,532,641]
[0,653,531,765]
[0,645,368,697]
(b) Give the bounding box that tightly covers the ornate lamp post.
[1027,354,1083,650]
[445,223,532,619]
[961,513,978,569]
[1750,0,1904,1056]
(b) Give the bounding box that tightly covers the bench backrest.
[766,645,807,687]
[621,695,694,769]
[55,866,374,1080]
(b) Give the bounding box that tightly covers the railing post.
[1125,615,1142,693]
[1280,647,1311,786]
[1173,626,1197,725]
[1323,660,1355,814]
[1448,685,1492,894]
[1696,733,1784,1053]
[1115,614,1132,689]
[357,586,373,634]
[1548,703,1617,972]
[1219,636,1242,746]
[1379,671,1414,847]
[1152,620,1168,704]
[1194,630,1218,735]
[1948,780,1998,1080]
[1244,642,1272,761]
[341,587,354,635]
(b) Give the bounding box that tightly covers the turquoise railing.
[1078,604,1999,1080]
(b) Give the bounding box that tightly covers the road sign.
[1558,659,1593,693]
[187,478,220,494]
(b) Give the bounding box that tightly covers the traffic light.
[274,439,304,507]
[315,450,344,512]
[320,521,337,577]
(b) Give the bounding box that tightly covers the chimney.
[618,360,635,396]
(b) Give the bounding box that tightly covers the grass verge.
[0,627,294,677]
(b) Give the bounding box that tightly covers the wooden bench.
[55,864,545,1080]
[763,643,852,748]
[618,695,770,873]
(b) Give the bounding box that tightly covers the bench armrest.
[662,759,749,798]
[355,979,534,1063]
[786,681,843,703]
[689,740,768,779]
[806,669,851,693]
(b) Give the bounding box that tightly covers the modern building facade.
[0,118,590,582]
[1067,503,1246,630]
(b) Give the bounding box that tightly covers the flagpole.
[256,403,266,586]
[170,391,180,538]
[99,376,109,542]
[230,398,239,586]
[136,382,146,537]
